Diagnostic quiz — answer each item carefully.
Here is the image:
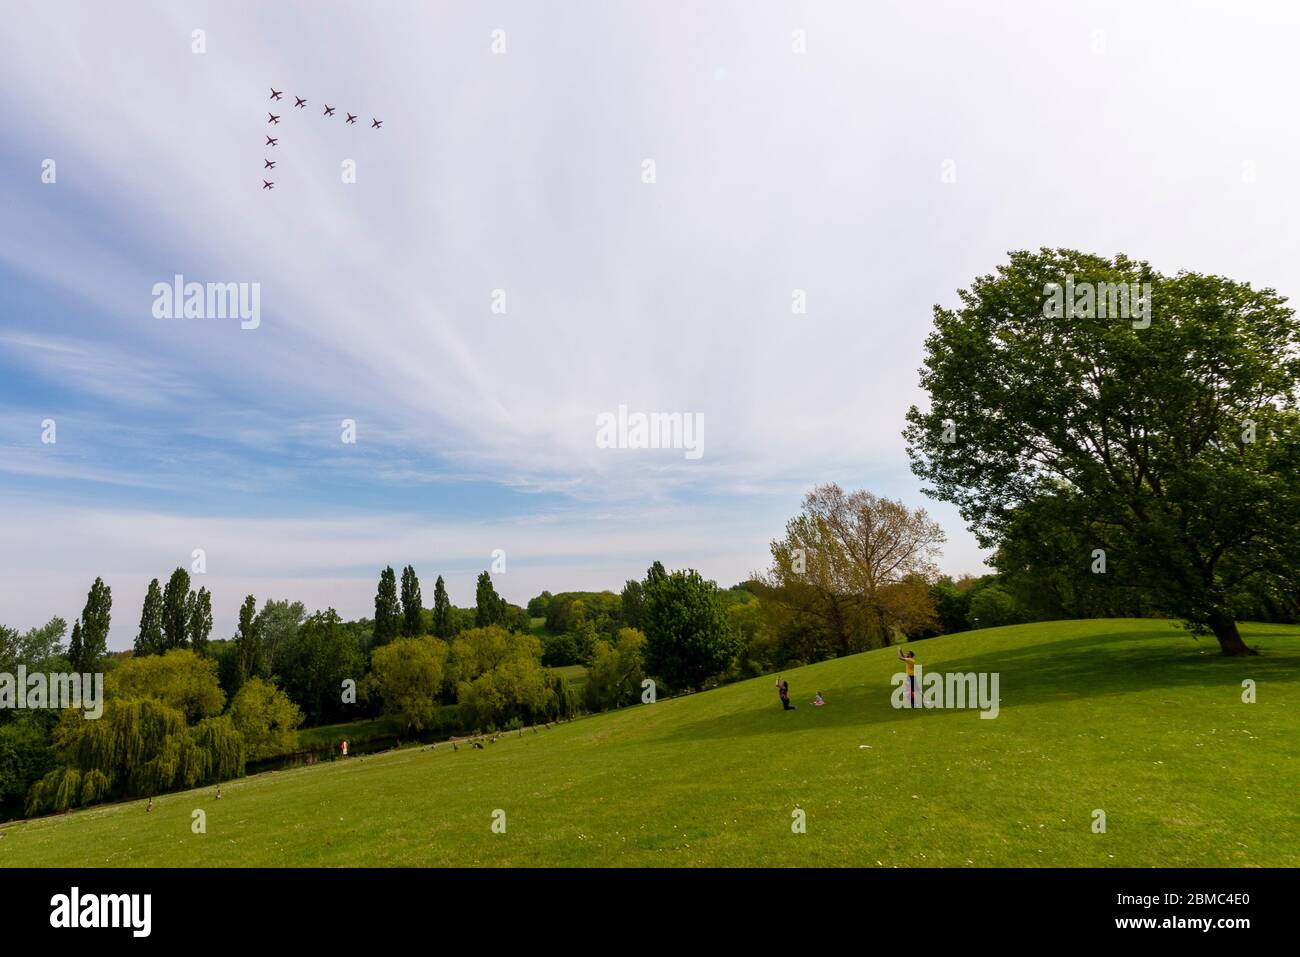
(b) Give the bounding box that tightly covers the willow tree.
[905,249,1300,655]
[27,698,245,815]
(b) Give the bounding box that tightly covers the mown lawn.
[3,620,1295,867]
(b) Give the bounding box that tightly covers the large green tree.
[642,567,738,691]
[905,249,1300,655]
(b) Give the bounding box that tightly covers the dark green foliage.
[135,578,164,656]
[233,594,262,685]
[642,567,738,691]
[280,609,361,725]
[432,575,452,638]
[620,579,645,630]
[161,568,191,650]
[187,586,213,655]
[541,631,580,666]
[905,249,1300,654]
[0,719,57,819]
[926,577,972,636]
[71,577,111,672]
[526,591,553,618]
[400,565,423,637]
[474,571,507,627]
[373,567,400,647]
[66,622,83,674]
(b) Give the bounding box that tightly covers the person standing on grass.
[341,739,349,757]
[898,646,918,708]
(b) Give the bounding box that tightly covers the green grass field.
[3,619,1296,867]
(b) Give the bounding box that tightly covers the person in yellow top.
[898,646,918,708]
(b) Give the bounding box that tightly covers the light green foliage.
[368,638,448,731]
[584,628,646,712]
[456,655,554,730]
[446,626,542,688]
[108,649,225,722]
[229,677,303,760]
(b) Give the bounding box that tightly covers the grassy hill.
[3,619,1296,867]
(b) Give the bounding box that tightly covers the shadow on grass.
[656,624,1300,743]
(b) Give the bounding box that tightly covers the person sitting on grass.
[813,691,825,707]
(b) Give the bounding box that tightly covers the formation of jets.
[262,87,382,189]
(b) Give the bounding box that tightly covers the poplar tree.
[373,566,400,646]
[135,578,164,656]
[432,575,452,638]
[400,565,423,637]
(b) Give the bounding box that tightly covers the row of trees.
[133,569,212,656]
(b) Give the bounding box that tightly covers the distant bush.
[541,631,579,667]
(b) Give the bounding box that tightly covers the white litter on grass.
[858,745,872,749]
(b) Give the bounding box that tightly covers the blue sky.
[3,1,1298,648]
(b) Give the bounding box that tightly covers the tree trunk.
[1208,610,1257,656]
